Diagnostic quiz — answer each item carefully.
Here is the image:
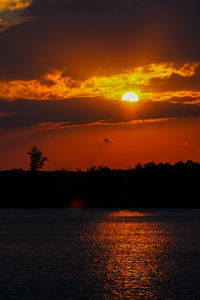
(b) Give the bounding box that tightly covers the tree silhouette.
[28,146,47,172]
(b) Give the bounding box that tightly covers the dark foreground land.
[1,161,200,208]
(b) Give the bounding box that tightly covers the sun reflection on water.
[82,210,175,299]
[108,210,152,217]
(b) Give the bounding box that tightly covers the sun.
[122,92,139,102]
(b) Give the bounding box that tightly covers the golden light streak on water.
[82,210,176,299]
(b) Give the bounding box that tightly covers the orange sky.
[1,0,200,170]
[1,117,200,170]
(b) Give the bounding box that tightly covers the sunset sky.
[1,0,200,170]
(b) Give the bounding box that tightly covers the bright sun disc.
[122,92,139,102]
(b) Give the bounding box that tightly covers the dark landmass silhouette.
[0,161,200,208]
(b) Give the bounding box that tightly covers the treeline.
[0,160,200,208]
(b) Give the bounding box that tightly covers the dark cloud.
[0,97,200,128]
[100,137,113,143]
[0,110,16,117]
[0,0,200,80]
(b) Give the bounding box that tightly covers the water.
[0,209,200,299]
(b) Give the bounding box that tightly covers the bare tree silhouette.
[28,146,47,172]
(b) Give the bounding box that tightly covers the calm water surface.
[0,209,200,299]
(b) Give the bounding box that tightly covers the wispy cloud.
[144,91,200,103]
[31,118,175,132]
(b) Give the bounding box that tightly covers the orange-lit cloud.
[0,0,31,12]
[0,62,199,102]
[0,0,32,30]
